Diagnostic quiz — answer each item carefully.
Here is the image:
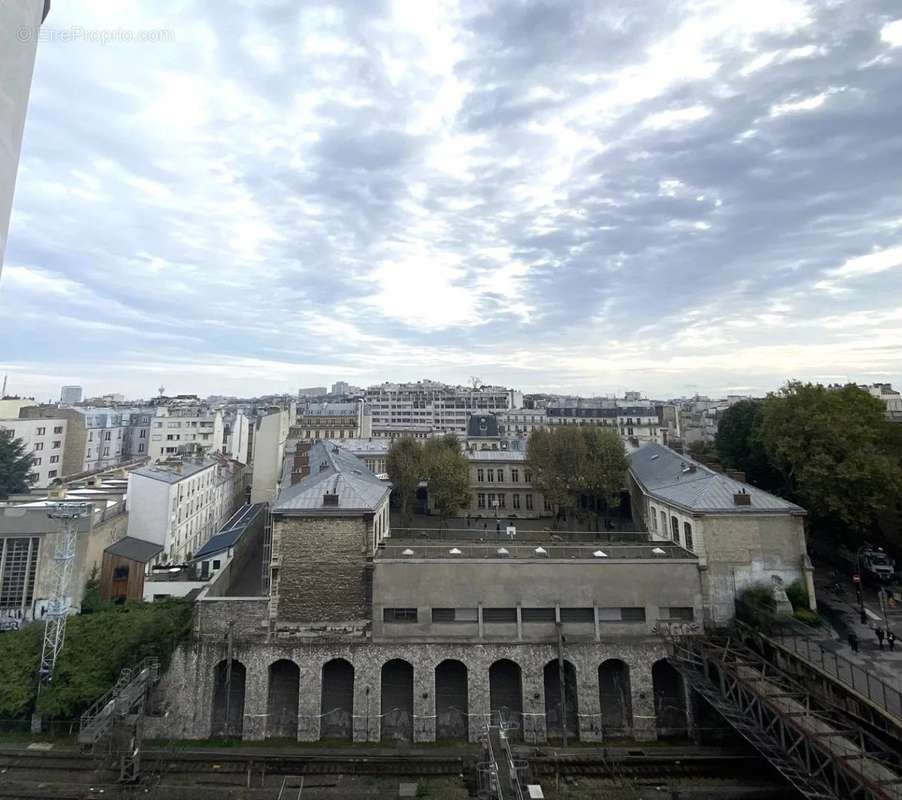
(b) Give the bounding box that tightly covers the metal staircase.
[78,657,160,782]
[670,634,902,800]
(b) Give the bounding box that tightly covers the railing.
[78,657,160,747]
[390,526,650,543]
[378,542,694,560]
[735,598,902,723]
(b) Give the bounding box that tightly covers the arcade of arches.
[189,644,693,745]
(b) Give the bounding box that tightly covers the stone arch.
[381,658,414,742]
[266,659,299,739]
[435,659,468,740]
[599,658,632,738]
[652,658,688,739]
[321,658,354,740]
[211,658,246,738]
[489,658,523,741]
[543,659,579,741]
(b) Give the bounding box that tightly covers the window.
[525,494,534,510]
[511,468,519,483]
[0,537,40,608]
[597,607,646,623]
[103,447,110,456]
[524,470,532,483]
[488,493,496,509]
[671,516,680,543]
[649,505,657,531]
[432,608,477,623]
[660,510,667,534]
[487,468,494,482]
[113,565,129,580]
[477,468,484,482]
[86,449,92,458]
[521,607,555,622]
[52,440,61,449]
[478,493,486,509]
[212,559,221,570]
[36,427,45,435]
[496,469,503,482]
[512,494,521,509]
[33,442,43,451]
[139,429,147,438]
[663,607,694,622]
[482,607,517,623]
[544,498,552,511]
[683,522,694,551]
[383,608,418,623]
[560,607,594,623]
[88,432,94,441]
[138,443,145,453]
[32,457,42,466]
[498,493,506,509]
[104,431,111,441]
[49,455,59,463]
[48,470,57,478]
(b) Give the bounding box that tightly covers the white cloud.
[643,105,712,129]
[881,19,902,48]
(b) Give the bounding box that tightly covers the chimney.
[47,480,66,500]
[733,489,752,506]
[322,491,339,507]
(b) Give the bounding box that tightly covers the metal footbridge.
[78,656,160,782]
[670,627,902,800]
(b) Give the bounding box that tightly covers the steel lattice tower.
[38,502,89,686]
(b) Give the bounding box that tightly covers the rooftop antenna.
[37,503,89,693]
[1,374,6,396]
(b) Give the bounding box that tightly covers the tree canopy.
[422,436,470,525]
[758,382,902,536]
[714,400,782,491]
[0,430,34,499]
[527,426,628,526]
[386,437,422,526]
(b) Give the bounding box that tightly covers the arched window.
[670,516,680,544]
[683,522,693,551]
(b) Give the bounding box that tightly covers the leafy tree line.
[0,599,193,719]
[526,426,629,529]
[386,435,470,527]
[0,430,34,499]
[714,382,902,539]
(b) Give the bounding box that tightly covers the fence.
[735,598,902,722]
[390,526,651,544]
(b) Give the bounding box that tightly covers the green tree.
[758,382,902,536]
[422,436,470,527]
[0,430,34,499]
[526,428,585,526]
[386,437,422,527]
[581,427,630,528]
[714,400,782,491]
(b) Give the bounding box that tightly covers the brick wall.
[273,515,372,623]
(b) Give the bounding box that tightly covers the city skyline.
[2,1,902,398]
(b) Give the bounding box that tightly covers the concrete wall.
[125,473,171,550]
[250,409,288,504]
[270,514,372,624]
[701,512,812,624]
[372,559,702,640]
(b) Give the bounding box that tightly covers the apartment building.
[862,383,902,421]
[290,400,372,441]
[60,385,83,404]
[250,407,291,504]
[126,455,245,564]
[0,397,37,418]
[147,404,224,461]
[0,417,67,486]
[19,405,139,475]
[365,381,519,437]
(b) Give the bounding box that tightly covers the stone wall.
[272,515,372,623]
[146,636,679,746]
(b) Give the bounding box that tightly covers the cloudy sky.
[2,0,902,401]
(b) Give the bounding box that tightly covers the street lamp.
[856,547,867,626]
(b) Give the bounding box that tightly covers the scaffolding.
[37,502,89,686]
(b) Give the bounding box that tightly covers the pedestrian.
[888,630,896,652]
[848,632,859,653]
[876,626,885,651]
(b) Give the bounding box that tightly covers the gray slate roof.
[105,536,164,562]
[467,414,500,437]
[193,503,264,560]
[629,443,805,515]
[273,441,390,515]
